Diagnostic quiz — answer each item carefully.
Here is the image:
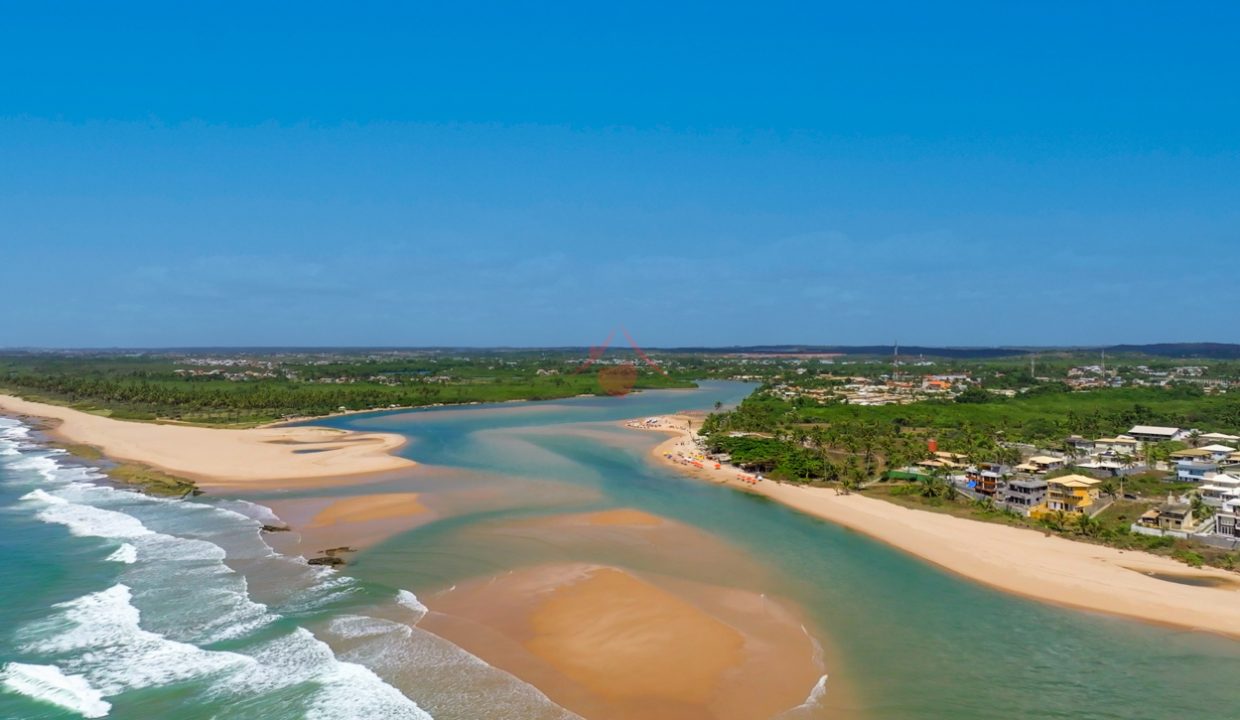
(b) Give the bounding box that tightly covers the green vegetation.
[105,463,199,497]
[693,354,1240,574]
[52,442,104,461]
[737,385,1240,446]
[55,442,198,497]
[0,350,710,426]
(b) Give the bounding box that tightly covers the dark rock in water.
[261,524,291,533]
[322,546,357,557]
[307,555,345,567]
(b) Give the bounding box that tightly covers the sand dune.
[0,394,414,487]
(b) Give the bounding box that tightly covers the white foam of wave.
[308,660,433,720]
[19,584,256,696]
[23,489,155,539]
[797,674,829,709]
[14,585,433,718]
[240,626,433,720]
[0,662,112,718]
[278,572,361,615]
[328,615,415,641]
[322,612,579,720]
[21,488,275,643]
[0,418,31,442]
[216,497,285,527]
[106,543,138,564]
[4,435,433,718]
[8,454,63,482]
[396,590,428,622]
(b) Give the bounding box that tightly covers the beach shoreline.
[634,415,1240,639]
[0,394,416,489]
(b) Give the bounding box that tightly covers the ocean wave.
[18,584,257,696]
[241,627,433,720]
[328,615,415,641]
[323,611,580,720]
[0,662,112,719]
[12,586,434,719]
[21,485,276,643]
[23,488,156,539]
[8,454,63,482]
[396,590,429,622]
[106,543,138,564]
[2,433,436,718]
[799,674,829,709]
[307,660,434,720]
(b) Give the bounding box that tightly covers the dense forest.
[0,351,702,425]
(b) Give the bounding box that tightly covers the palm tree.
[1190,492,1211,524]
[1100,478,1118,498]
[1044,510,1068,532]
[1062,443,1080,468]
[1188,429,1203,448]
[1075,511,1101,537]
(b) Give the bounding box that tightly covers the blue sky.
[3,2,1239,347]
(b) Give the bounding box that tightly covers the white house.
[1126,425,1186,443]
[1094,436,1140,456]
[1199,444,1237,462]
[1214,497,1240,539]
[1200,473,1240,507]
[1200,432,1240,444]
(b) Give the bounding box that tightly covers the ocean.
[3,382,1240,719]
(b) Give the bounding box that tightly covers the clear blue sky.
[3,2,1238,348]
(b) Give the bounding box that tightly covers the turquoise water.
[4,383,1240,719]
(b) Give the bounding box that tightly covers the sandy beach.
[423,562,832,720]
[638,415,1240,638]
[415,507,849,720]
[0,394,415,488]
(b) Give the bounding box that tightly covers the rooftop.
[1128,425,1181,436]
[1048,474,1102,489]
[1201,432,1240,441]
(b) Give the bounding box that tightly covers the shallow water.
[3,384,1240,719]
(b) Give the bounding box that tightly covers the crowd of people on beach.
[634,415,767,487]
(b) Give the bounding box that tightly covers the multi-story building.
[1200,473,1240,507]
[965,462,1009,498]
[1001,477,1048,515]
[1040,474,1102,515]
[1172,449,1220,483]
[1094,436,1140,456]
[1126,425,1186,444]
[1214,499,1240,539]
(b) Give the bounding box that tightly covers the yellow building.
[1032,474,1102,516]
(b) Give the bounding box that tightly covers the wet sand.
[422,561,829,720]
[262,492,435,557]
[306,492,427,527]
[639,416,1240,639]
